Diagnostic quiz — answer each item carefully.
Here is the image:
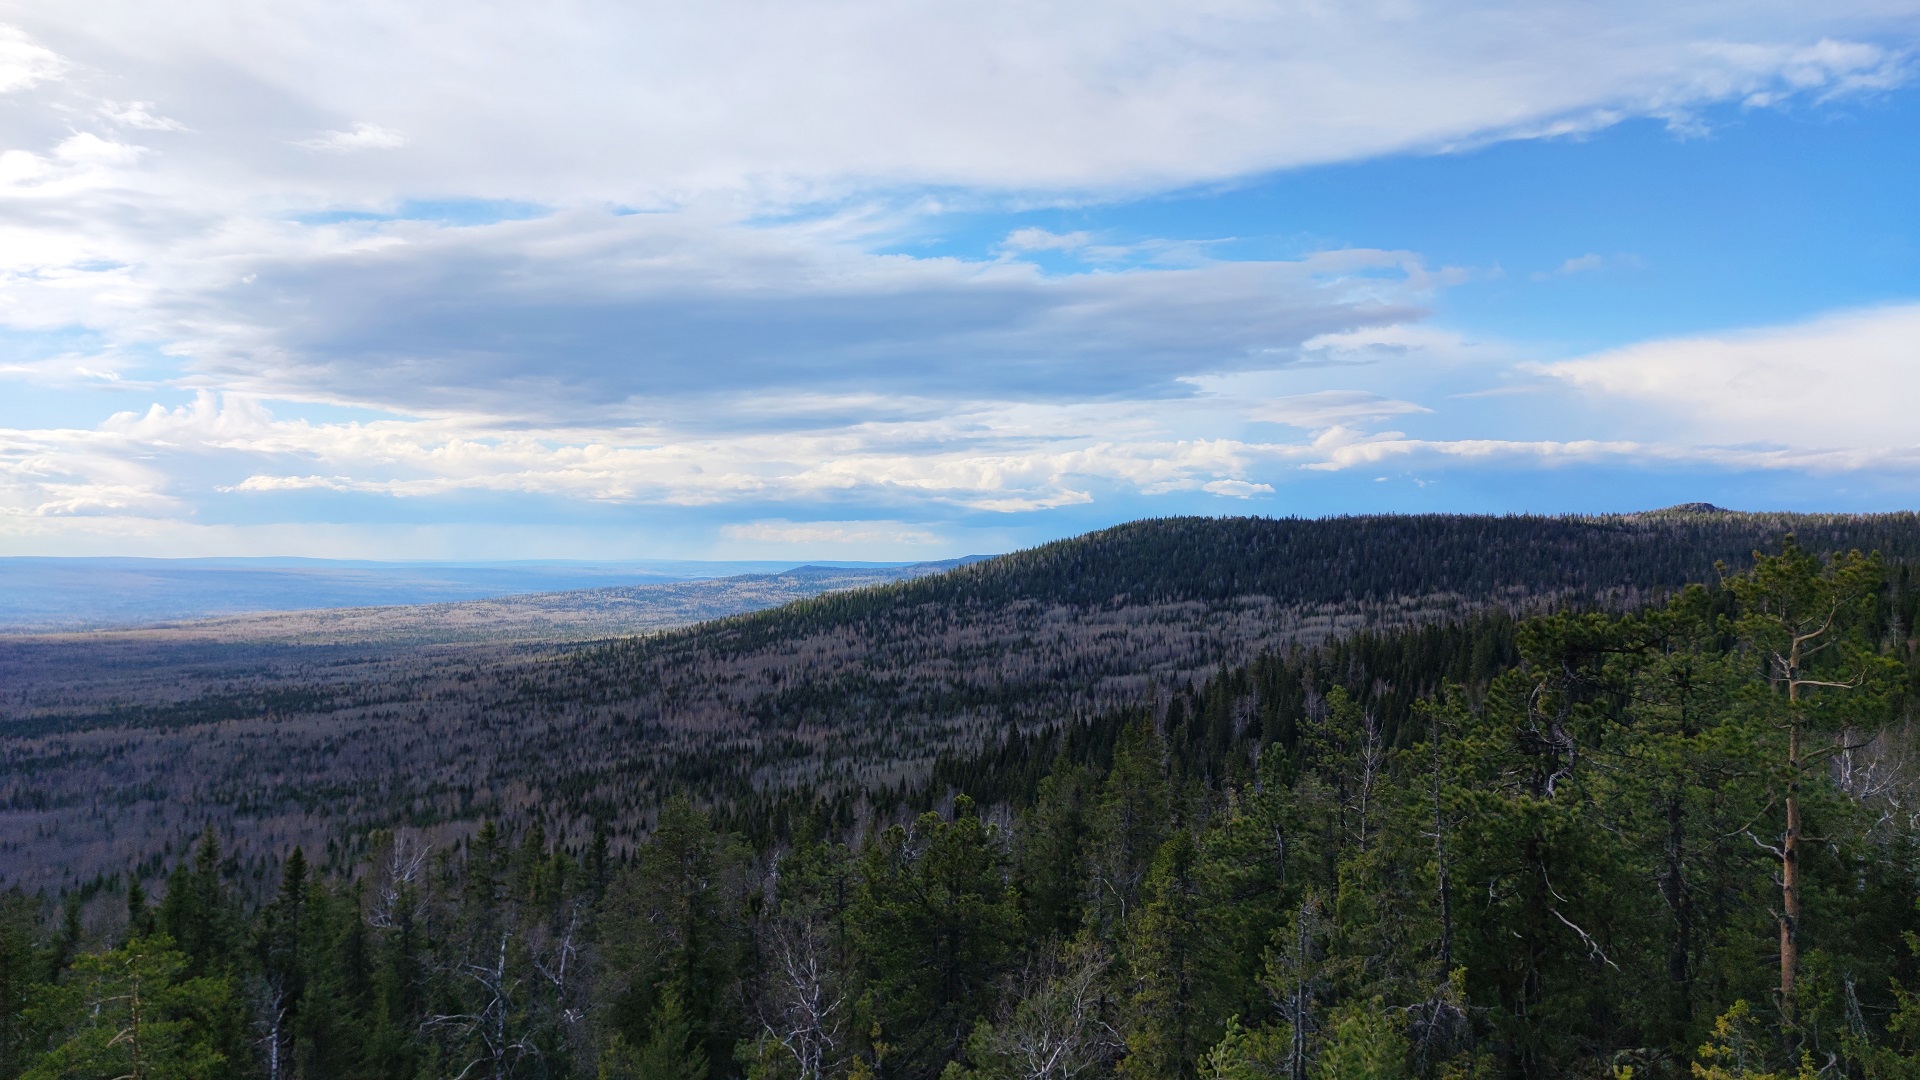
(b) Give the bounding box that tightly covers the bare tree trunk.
[127,965,146,1080]
[1356,710,1381,853]
[1431,713,1453,976]
[1663,792,1692,1018]
[1780,706,1802,1026]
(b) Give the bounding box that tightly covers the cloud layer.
[2,2,1919,554]
[8,1,1915,197]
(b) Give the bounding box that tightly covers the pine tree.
[1086,721,1171,936]
[127,877,157,943]
[1017,761,1095,944]
[22,935,246,1080]
[1118,832,1203,1080]
[1725,539,1900,1028]
[0,888,50,1079]
[603,798,752,1075]
[852,796,1020,1078]
[160,827,237,979]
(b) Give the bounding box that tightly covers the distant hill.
[665,508,1920,636]
[6,510,1920,890]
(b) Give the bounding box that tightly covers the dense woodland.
[11,511,1920,894]
[8,529,1920,1079]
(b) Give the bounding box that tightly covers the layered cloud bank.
[1,1,1918,555]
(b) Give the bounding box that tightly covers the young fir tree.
[1085,721,1171,938]
[160,828,238,980]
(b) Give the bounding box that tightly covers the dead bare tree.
[425,928,541,1080]
[1355,709,1384,853]
[758,914,848,1080]
[972,940,1121,1080]
[368,832,429,930]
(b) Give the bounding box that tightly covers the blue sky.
[2,2,1919,560]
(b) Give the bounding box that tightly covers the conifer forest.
[9,511,1920,1080]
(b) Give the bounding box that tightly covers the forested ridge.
[8,529,1920,1079]
[633,510,1920,625]
[6,511,1920,886]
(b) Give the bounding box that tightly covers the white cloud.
[1001,228,1093,253]
[99,100,186,131]
[1201,478,1274,498]
[3,4,1914,202]
[1294,323,1489,364]
[1536,254,1604,279]
[1296,428,1647,472]
[1534,303,1920,452]
[0,24,63,93]
[297,122,407,151]
[51,132,145,166]
[0,392,1361,521]
[1253,390,1431,429]
[720,520,944,546]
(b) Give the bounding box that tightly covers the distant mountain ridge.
[0,556,983,633]
[107,557,990,644]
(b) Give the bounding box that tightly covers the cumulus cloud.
[0,391,1406,522]
[1534,303,1920,454]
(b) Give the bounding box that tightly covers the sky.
[2,1,1919,561]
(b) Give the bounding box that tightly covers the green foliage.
[1312,1002,1407,1080]
[1119,832,1206,1080]
[22,935,244,1080]
[852,797,1021,1079]
[1691,1002,1817,1080]
[159,830,237,980]
[602,990,711,1080]
[1198,1016,1288,1080]
[604,798,753,1075]
[0,890,49,1079]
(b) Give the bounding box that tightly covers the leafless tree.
[972,940,1121,1080]
[758,914,848,1080]
[425,928,541,1080]
[368,833,429,930]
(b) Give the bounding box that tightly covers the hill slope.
[6,509,1919,890]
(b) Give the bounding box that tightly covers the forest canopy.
[5,536,1920,1079]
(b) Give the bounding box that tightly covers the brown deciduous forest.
[7,512,1920,1078]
